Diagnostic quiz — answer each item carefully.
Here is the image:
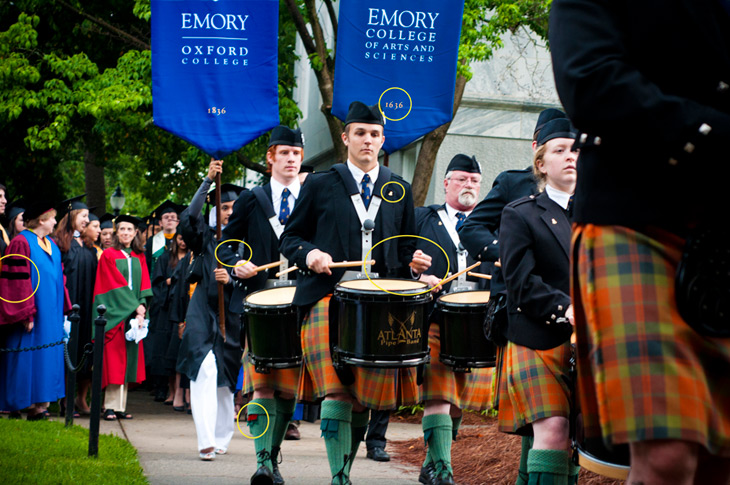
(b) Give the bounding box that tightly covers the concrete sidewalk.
[72,389,423,484]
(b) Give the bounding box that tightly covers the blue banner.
[332,1,465,154]
[152,0,279,158]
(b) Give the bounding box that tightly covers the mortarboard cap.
[57,194,88,220]
[115,214,142,228]
[6,199,26,222]
[207,183,243,206]
[99,213,114,230]
[24,200,56,222]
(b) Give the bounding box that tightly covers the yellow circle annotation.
[0,254,41,304]
[363,235,449,296]
[214,239,253,268]
[378,87,413,122]
[236,402,270,439]
[380,181,406,204]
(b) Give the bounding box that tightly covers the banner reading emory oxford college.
[152,0,279,158]
[332,0,465,154]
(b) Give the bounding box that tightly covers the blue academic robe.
[0,230,67,410]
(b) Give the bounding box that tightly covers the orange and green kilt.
[298,295,420,410]
[572,224,730,456]
[241,348,301,397]
[497,339,572,434]
[421,323,494,411]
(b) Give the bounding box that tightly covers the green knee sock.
[271,396,297,449]
[451,415,462,441]
[423,414,453,480]
[567,459,580,485]
[346,410,370,474]
[248,398,277,469]
[517,436,534,485]
[526,449,570,485]
[320,400,353,485]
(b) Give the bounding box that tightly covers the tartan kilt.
[572,224,730,457]
[497,340,571,434]
[421,323,494,411]
[298,295,419,410]
[241,348,301,397]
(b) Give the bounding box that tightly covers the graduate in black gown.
[166,233,192,411]
[54,195,96,416]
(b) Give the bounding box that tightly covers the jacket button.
[718,81,729,93]
[551,314,557,320]
[557,305,563,311]
[517,307,521,312]
[298,245,303,250]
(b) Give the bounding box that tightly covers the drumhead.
[338,278,428,292]
[246,286,297,306]
[439,290,491,304]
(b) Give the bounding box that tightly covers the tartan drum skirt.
[497,340,572,434]
[572,224,730,456]
[421,322,494,411]
[298,295,419,410]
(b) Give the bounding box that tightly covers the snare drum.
[244,286,301,373]
[333,278,431,368]
[437,290,496,371]
[576,412,630,480]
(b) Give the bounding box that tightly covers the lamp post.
[110,185,125,217]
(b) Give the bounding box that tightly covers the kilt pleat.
[241,348,301,396]
[420,323,494,411]
[497,340,571,434]
[573,224,730,457]
[298,295,419,410]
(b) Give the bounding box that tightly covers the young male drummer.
[279,101,432,485]
[414,154,491,485]
[218,125,304,485]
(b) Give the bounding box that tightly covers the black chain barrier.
[0,339,66,353]
[64,341,94,374]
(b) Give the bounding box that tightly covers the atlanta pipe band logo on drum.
[179,12,250,66]
[378,312,422,347]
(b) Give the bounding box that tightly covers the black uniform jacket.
[219,183,295,312]
[415,204,480,293]
[499,192,572,350]
[550,0,730,234]
[458,168,538,294]
[176,207,242,391]
[279,164,417,308]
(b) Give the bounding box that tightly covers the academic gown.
[415,204,482,294]
[165,252,193,374]
[280,164,417,308]
[0,231,71,410]
[219,183,296,311]
[175,208,242,391]
[62,240,98,377]
[148,250,175,376]
[93,247,153,388]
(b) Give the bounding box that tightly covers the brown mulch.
[389,411,623,485]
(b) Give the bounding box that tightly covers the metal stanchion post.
[65,304,81,428]
[88,305,106,458]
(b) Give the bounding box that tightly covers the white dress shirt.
[545,184,572,210]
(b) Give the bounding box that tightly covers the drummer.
[414,154,492,485]
[279,101,432,485]
[218,125,304,485]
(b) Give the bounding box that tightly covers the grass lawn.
[0,418,147,484]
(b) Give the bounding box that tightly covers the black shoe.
[331,479,351,485]
[250,465,274,485]
[284,422,300,440]
[153,389,167,402]
[419,462,436,485]
[366,447,390,462]
[435,474,454,485]
[271,446,284,485]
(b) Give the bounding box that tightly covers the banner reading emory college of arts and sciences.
[332,0,465,154]
[152,0,279,158]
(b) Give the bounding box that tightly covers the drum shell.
[438,295,496,370]
[334,282,431,368]
[244,297,301,370]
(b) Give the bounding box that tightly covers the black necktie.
[567,195,574,219]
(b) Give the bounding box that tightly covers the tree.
[283,0,551,205]
[0,0,300,216]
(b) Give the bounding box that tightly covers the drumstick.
[438,261,482,287]
[275,260,376,277]
[255,261,284,273]
[467,271,492,280]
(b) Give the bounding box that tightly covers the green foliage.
[0,0,300,216]
[0,419,147,484]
